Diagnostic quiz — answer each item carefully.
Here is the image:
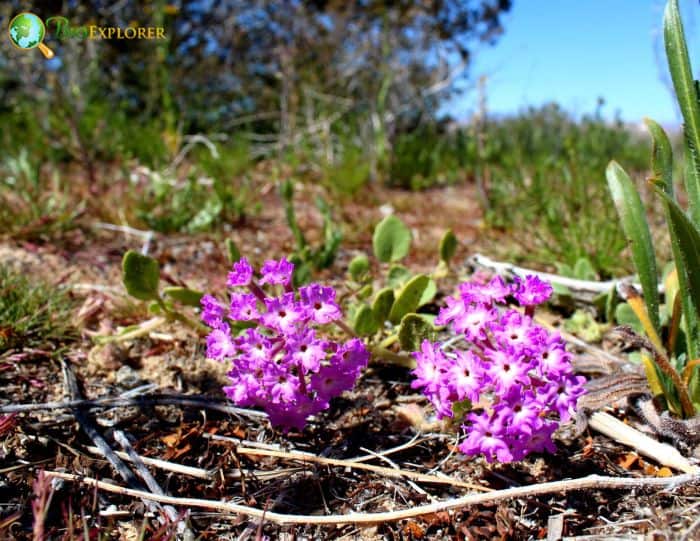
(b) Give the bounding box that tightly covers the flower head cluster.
[412,275,585,463]
[202,257,369,431]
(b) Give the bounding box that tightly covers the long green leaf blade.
[664,0,700,224]
[654,188,700,357]
[606,161,660,333]
[644,118,674,196]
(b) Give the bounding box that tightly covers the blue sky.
[453,0,699,126]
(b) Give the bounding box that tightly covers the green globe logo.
[8,12,54,58]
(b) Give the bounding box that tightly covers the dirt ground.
[1,181,699,540]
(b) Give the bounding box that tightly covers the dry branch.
[234,446,488,492]
[60,361,144,491]
[0,393,268,420]
[85,445,213,480]
[588,411,698,473]
[468,253,662,300]
[45,470,700,526]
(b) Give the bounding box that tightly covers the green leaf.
[605,286,618,323]
[615,302,644,335]
[372,288,395,323]
[372,215,412,262]
[225,238,241,263]
[654,188,700,339]
[563,309,604,342]
[606,161,660,333]
[292,260,312,287]
[438,229,458,263]
[230,320,258,334]
[187,196,223,232]
[348,254,370,281]
[353,304,379,336]
[658,196,700,360]
[357,284,373,300]
[418,278,437,307]
[554,262,574,278]
[644,118,674,196]
[451,398,473,420]
[122,250,160,301]
[163,286,204,307]
[280,180,306,251]
[552,282,573,297]
[398,314,434,351]
[389,274,430,324]
[573,257,597,281]
[664,0,700,224]
[279,179,294,201]
[387,265,411,289]
[314,196,343,270]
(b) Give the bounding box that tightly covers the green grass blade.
[664,0,700,223]
[606,161,660,333]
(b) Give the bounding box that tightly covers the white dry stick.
[588,411,699,473]
[234,446,488,492]
[93,222,154,255]
[468,253,663,300]
[45,470,700,526]
[85,445,212,480]
[113,430,194,539]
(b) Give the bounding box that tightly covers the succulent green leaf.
[357,284,373,300]
[418,278,437,307]
[606,161,660,334]
[438,229,458,263]
[398,314,434,352]
[122,250,160,301]
[389,274,430,324]
[372,288,395,323]
[349,254,370,281]
[225,238,241,263]
[353,304,379,336]
[387,264,411,289]
[654,188,700,337]
[163,286,204,307]
[644,118,674,196]
[664,0,700,224]
[372,215,412,262]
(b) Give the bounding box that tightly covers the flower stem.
[335,319,358,338]
[369,346,415,369]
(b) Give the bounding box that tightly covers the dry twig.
[0,393,268,420]
[45,470,700,526]
[234,446,488,492]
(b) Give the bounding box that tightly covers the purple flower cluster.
[202,257,369,431]
[412,275,585,463]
